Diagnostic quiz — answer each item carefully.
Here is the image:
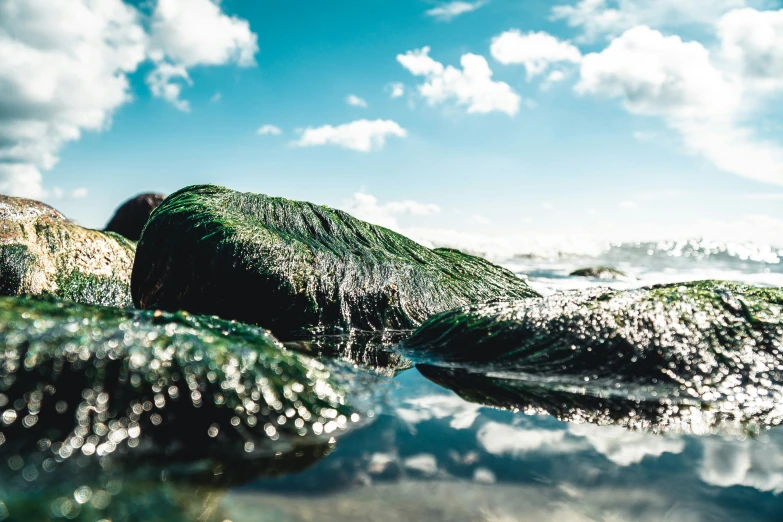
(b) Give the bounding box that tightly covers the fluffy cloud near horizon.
[398,47,521,115]
[575,23,783,185]
[292,119,407,152]
[257,124,282,136]
[425,1,487,21]
[0,0,258,198]
[340,191,440,231]
[346,94,369,108]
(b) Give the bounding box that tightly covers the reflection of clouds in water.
[568,424,685,466]
[477,421,585,456]
[403,454,438,475]
[396,394,482,430]
[699,437,783,493]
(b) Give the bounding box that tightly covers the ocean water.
[2,239,782,521]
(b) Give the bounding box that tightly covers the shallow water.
[1,238,782,521]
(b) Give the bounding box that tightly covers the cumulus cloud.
[397,47,520,115]
[699,437,783,493]
[490,30,582,78]
[551,0,753,42]
[576,25,783,185]
[293,119,407,152]
[257,124,282,136]
[340,192,440,231]
[718,8,783,91]
[346,94,368,108]
[0,0,147,198]
[0,0,258,198]
[425,1,487,21]
[568,424,684,466]
[146,0,258,111]
[388,82,406,98]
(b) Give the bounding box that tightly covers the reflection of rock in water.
[285,331,414,376]
[0,297,363,521]
[404,282,783,431]
[417,365,781,433]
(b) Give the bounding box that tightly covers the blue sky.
[3,0,783,252]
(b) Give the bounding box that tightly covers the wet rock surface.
[403,281,783,425]
[105,193,167,241]
[0,195,135,307]
[131,185,538,335]
[569,266,630,279]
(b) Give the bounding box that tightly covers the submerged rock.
[105,192,167,241]
[0,195,135,307]
[131,185,538,335]
[569,266,629,279]
[403,282,783,424]
[0,297,360,472]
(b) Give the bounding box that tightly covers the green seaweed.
[403,281,783,422]
[131,185,538,336]
[0,195,136,307]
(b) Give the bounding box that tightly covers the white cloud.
[490,30,582,78]
[551,0,753,42]
[293,119,407,152]
[576,25,783,186]
[346,94,368,108]
[257,124,282,136]
[403,454,438,475]
[0,0,147,198]
[699,438,783,493]
[341,192,440,231]
[71,187,88,199]
[477,422,579,456]
[210,92,222,103]
[568,424,684,466]
[146,62,192,112]
[388,82,406,99]
[425,1,487,21]
[149,0,257,67]
[718,8,783,91]
[147,0,258,110]
[0,0,259,197]
[472,214,492,225]
[397,47,520,116]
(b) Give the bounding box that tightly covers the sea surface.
[3,239,783,521]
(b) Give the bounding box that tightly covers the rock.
[0,195,135,307]
[402,282,783,422]
[0,296,360,469]
[131,185,538,335]
[105,192,167,241]
[569,266,629,279]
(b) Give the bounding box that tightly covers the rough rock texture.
[0,195,135,307]
[131,185,538,335]
[105,192,167,241]
[0,297,358,465]
[403,282,783,423]
[569,266,629,279]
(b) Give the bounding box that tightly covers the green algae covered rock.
[131,185,538,335]
[0,297,360,471]
[569,266,630,279]
[0,195,135,307]
[403,282,783,415]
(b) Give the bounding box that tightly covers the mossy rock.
[403,282,783,420]
[0,195,135,307]
[569,266,629,279]
[131,185,538,335]
[0,297,359,474]
[105,192,167,241]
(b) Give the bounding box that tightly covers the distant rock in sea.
[0,195,135,307]
[131,185,538,335]
[105,192,167,241]
[402,281,783,424]
[569,266,629,279]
